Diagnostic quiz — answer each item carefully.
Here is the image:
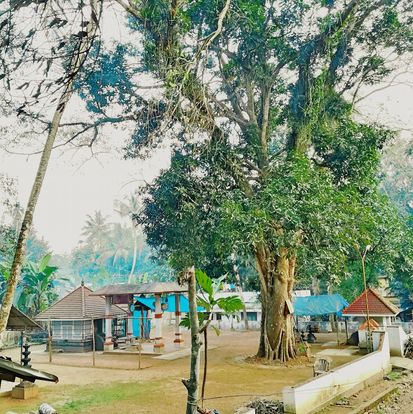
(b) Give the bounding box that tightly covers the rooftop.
[342,288,399,316]
[36,284,127,321]
[7,306,42,330]
[90,282,187,297]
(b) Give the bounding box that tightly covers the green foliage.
[130,1,413,301]
[180,270,243,333]
[66,0,413,307]
[65,205,174,290]
[143,146,406,294]
[75,43,140,114]
[15,254,61,316]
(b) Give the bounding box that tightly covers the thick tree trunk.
[257,301,266,357]
[182,267,201,414]
[256,247,297,362]
[0,0,99,334]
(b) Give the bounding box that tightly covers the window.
[216,313,222,321]
[62,321,73,339]
[52,321,62,339]
[247,312,257,321]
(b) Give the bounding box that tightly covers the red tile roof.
[342,288,399,316]
[35,284,127,321]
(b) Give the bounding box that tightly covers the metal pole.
[20,331,23,366]
[48,319,52,363]
[92,318,96,367]
[335,315,340,348]
[345,318,349,341]
[361,248,372,352]
[138,337,141,370]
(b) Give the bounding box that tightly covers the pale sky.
[0,3,170,254]
[0,137,170,254]
[0,4,412,255]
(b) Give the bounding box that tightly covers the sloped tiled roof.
[342,288,399,316]
[35,284,127,321]
[7,306,42,330]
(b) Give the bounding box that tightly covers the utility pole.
[357,244,372,352]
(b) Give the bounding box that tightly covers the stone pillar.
[153,294,164,351]
[127,295,133,340]
[104,296,113,351]
[174,293,184,348]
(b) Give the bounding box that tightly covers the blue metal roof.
[134,294,193,313]
[293,294,348,316]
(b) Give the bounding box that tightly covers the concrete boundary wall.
[386,325,413,356]
[283,331,391,414]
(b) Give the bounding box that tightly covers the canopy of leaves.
[128,0,413,295]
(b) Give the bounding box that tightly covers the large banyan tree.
[82,0,413,361]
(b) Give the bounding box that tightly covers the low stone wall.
[283,331,391,414]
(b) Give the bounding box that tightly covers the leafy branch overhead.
[133,0,413,363]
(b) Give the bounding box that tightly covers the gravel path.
[367,372,413,414]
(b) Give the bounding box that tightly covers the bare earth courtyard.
[0,330,355,414]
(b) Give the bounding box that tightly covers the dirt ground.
[0,329,354,414]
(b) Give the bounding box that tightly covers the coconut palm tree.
[114,195,144,283]
[0,1,99,334]
[81,211,111,253]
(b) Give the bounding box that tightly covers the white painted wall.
[283,331,391,414]
[386,325,410,356]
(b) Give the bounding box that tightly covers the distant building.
[210,292,262,330]
[342,288,399,328]
[36,283,127,352]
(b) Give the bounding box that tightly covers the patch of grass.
[58,381,158,413]
[386,371,402,381]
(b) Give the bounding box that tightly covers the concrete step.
[390,356,413,371]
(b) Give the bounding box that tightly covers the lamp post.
[356,244,372,352]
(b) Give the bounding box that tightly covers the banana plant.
[180,269,243,410]
[16,254,64,316]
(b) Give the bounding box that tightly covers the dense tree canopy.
[2,0,413,364]
[120,0,413,361]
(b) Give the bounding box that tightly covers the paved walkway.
[153,345,217,361]
[316,347,359,357]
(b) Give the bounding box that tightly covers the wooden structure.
[6,306,43,331]
[35,282,126,352]
[90,282,187,351]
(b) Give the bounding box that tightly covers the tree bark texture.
[0,0,99,334]
[256,246,297,362]
[182,267,201,414]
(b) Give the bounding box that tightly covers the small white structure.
[342,288,399,348]
[36,283,127,352]
[342,288,399,328]
[210,292,261,330]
